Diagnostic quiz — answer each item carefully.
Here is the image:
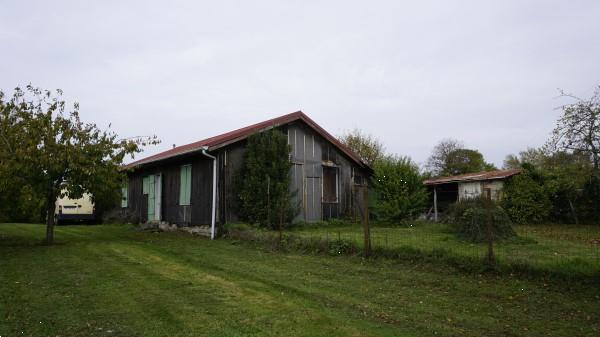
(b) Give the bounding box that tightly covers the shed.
[423,169,522,221]
[118,111,371,237]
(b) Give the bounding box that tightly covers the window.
[179,164,192,205]
[322,166,338,203]
[121,181,128,208]
[483,188,492,200]
[352,167,367,186]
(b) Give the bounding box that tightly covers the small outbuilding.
[423,169,522,221]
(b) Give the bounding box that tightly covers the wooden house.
[119,111,371,237]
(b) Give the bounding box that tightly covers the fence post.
[484,196,496,267]
[363,186,371,257]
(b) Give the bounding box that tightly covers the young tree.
[338,129,384,166]
[0,85,158,244]
[371,155,427,223]
[237,129,295,235]
[426,138,464,176]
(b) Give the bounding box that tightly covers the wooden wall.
[125,153,214,226]
[122,120,370,227]
[287,121,368,222]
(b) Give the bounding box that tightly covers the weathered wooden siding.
[122,120,369,227]
[125,154,214,226]
[287,121,367,222]
[288,122,323,222]
[219,141,246,223]
[189,155,214,226]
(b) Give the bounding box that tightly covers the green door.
[147,176,155,221]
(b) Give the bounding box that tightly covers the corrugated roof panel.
[423,169,522,185]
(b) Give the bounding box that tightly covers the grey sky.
[1,1,599,168]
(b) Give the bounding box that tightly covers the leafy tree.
[503,154,521,170]
[503,147,546,169]
[426,139,495,176]
[0,185,45,223]
[542,151,591,224]
[0,85,158,244]
[582,174,600,222]
[426,138,464,176]
[443,148,496,176]
[371,155,427,223]
[237,129,295,234]
[502,148,593,224]
[339,129,384,166]
[501,165,551,224]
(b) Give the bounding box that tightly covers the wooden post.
[484,194,496,267]
[433,186,438,222]
[363,186,371,257]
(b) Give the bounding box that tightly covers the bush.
[328,239,356,255]
[371,156,428,223]
[501,165,551,224]
[445,198,516,243]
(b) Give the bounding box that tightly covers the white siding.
[458,180,505,201]
[458,182,482,201]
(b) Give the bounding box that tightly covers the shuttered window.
[121,182,128,208]
[180,164,192,205]
[322,166,338,203]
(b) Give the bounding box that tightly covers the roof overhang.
[423,169,522,186]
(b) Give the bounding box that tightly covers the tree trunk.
[278,209,283,244]
[45,200,55,245]
[568,198,579,225]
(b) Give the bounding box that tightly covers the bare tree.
[338,129,385,166]
[548,86,600,169]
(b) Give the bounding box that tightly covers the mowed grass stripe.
[1,224,599,337]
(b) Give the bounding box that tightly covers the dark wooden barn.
[118,111,372,237]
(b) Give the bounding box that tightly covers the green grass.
[1,223,599,337]
[286,222,600,276]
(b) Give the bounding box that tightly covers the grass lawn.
[286,222,600,276]
[1,223,599,337]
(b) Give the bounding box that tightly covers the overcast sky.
[1,1,599,167]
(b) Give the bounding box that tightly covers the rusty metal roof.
[423,169,522,185]
[125,110,370,170]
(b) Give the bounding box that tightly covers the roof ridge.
[125,110,369,170]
